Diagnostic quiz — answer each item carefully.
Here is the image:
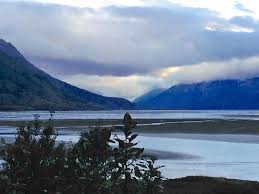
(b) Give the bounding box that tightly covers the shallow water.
[2,110,259,120]
[50,133,259,181]
[138,136,259,181]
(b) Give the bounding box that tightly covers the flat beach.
[1,118,259,134]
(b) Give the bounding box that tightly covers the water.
[138,136,259,181]
[1,110,259,121]
[48,134,259,181]
[1,131,259,181]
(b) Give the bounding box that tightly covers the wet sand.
[139,133,259,144]
[164,176,259,194]
[2,118,259,134]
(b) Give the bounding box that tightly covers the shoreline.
[164,176,259,194]
[138,133,259,144]
[2,118,259,134]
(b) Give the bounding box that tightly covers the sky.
[1,0,259,100]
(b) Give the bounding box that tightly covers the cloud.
[168,0,259,19]
[61,56,259,100]
[163,55,259,84]
[8,0,150,9]
[1,0,259,99]
[33,57,147,76]
[62,74,164,100]
[23,0,258,20]
[234,2,254,14]
[0,0,259,77]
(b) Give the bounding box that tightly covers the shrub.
[0,112,164,194]
[63,127,114,194]
[0,113,66,193]
[111,113,164,194]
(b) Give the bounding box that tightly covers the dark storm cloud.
[31,56,147,76]
[107,5,259,62]
[106,4,217,21]
[0,0,259,77]
[194,30,259,61]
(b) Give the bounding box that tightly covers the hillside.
[133,88,165,105]
[137,78,259,109]
[0,39,134,110]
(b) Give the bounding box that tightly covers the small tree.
[64,127,114,194]
[111,113,164,194]
[0,112,164,194]
[0,113,66,193]
[141,159,164,194]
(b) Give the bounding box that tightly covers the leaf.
[0,138,6,145]
[108,139,116,143]
[123,112,132,127]
[125,142,138,148]
[125,131,132,137]
[137,163,147,169]
[114,138,124,144]
[129,134,138,142]
[134,167,142,178]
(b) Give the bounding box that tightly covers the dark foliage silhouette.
[0,113,66,193]
[0,112,164,194]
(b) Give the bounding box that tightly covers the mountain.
[137,79,259,109]
[0,39,134,110]
[134,88,165,105]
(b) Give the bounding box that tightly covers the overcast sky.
[1,0,259,100]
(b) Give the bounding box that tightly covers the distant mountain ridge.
[0,39,134,110]
[133,88,165,105]
[136,78,259,110]
[0,39,25,59]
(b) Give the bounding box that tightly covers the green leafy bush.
[0,113,66,193]
[63,127,114,193]
[0,112,164,194]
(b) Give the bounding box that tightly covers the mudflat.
[164,176,259,194]
[1,118,259,134]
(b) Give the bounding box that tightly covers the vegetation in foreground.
[0,113,163,194]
